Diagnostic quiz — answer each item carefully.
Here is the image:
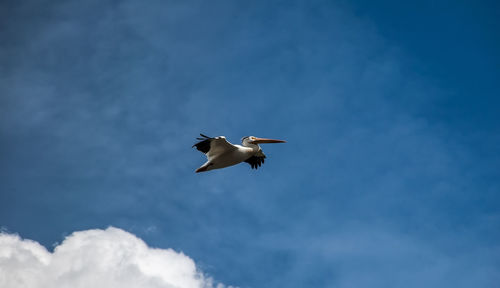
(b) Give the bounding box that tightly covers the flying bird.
[192,134,286,172]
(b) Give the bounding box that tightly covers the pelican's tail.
[195,162,211,173]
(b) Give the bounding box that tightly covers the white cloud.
[0,227,229,288]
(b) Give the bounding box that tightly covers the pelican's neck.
[240,142,261,153]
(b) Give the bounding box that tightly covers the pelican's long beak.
[250,137,286,144]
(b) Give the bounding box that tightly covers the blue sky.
[1,0,499,287]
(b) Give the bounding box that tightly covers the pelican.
[193,134,286,172]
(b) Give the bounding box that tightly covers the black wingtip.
[193,135,213,154]
[196,133,212,141]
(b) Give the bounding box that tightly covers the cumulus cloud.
[0,227,228,288]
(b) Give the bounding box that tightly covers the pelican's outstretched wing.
[192,134,237,160]
[244,150,266,169]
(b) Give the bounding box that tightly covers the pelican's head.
[241,136,286,147]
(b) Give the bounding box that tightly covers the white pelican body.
[193,134,286,172]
